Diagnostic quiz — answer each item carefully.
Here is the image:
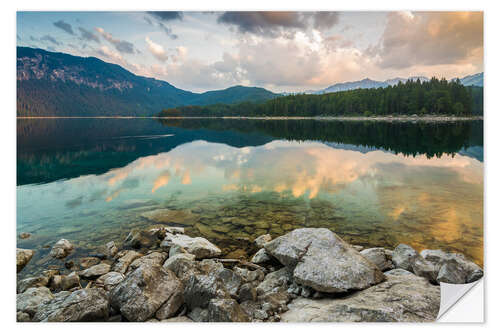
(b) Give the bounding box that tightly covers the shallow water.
[17,118,483,276]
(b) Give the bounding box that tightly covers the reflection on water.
[17,119,483,277]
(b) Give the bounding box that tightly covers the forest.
[158,78,483,118]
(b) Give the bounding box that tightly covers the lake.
[16,118,484,277]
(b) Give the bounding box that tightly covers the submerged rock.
[281,273,440,322]
[19,232,31,239]
[161,233,221,259]
[33,288,109,322]
[141,208,199,226]
[17,248,35,273]
[124,228,157,249]
[265,228,385,293]
[110,264,182,322]
[49,239,74,259]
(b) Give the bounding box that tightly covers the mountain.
[17,47,278,116]
[309,73,482,95]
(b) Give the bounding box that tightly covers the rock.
[161,233,221,259]
[33,288,109,322]
[169,244,189,257]
[238,283,257,302]
[61,272,80,290]
[155,288,184,320]
[392,244,418,271]
[265,228,385,293]
[234,267,265,283]
[188,307,208,322]
[16,287,54,316]
[352,245,364,251]
[281,273,440,322]
[360,248,394,271]
[127,252,167,273]
[49,239,73,259]
[421,250,483,283]
[79,257,101,269]
[17,275,50,293]
[260,291,290,315]
[162,316,193,322]
[105,241,118,258]
[110,264,182,322]
[207,299,250,322]
[17,248,34,273]
[251,248,272,264]
[95,272,125,291]
[124,228,156,249]
[50,275,63,290]
[412,257,438,284]
[384,268,413,276]
[256,267,291,295]
[141,208,199,226]
[112,250,143,274]
[162,253,198,282]
[254,234,272,248]
[80,263,111,279]
[64,260,75,269]
[19,232,31,239]
[183,274,229,309]
[436,259,468,284]
[17,311,31,322]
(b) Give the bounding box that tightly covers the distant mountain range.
[17,47,278,116]
[303,73,483,95]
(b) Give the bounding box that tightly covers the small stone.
[19,232,32,239]
[254,234,272,248]
[49,239,73,259]
[61,272,80,290]
[251,248,272,264]
[80,263,111,279]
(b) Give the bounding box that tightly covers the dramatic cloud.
[147,11,183,21]
[371,11,483,69]
[96,27,136,54]
[53,20,74,35]
[217,11,340,37]
[145,37,168,62]
[144,15,178,39]
[78,27,100,43]
[40,35,61,46]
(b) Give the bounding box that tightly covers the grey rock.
[162,253,198,283]
[17,311,31,322]
[437,259,468,284]
[124,228,156,249]
[281,273,440,322]
[105,241,118,258]
[266,228,385,293]
[17,248,34,273]
[110,264,182,322]
[421,250,483,283]
[254,234,272,248]
[392,244,418,271]
[234,267,265,282]
[112,250,143,274]
[155,288,184,320]
[61,272,80,290]
[17,287,54,316]
[169,244,189,257]
[127,251,167,273]
[251,248,272,264]
[79,257,101,269]
[216,268,242,298]
[49,239,73,259]
[412,257,438,283]
[188,307,209,322]
[238,283,257,302]
[184,274,229,309]
[256,267,292,295]
[95,271,125,291]
[17,275,50,294]
[384,268,413,276]
[207,299,250,322]
[161,233,221,259]
[33,288,109,322]
[360,248,394,271]
[352,245,364,251]
[80,263,111,279]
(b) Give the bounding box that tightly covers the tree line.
[159,78,483,117]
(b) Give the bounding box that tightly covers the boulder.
[238,283,257,302]
[254,234,272,248]
[109,264,182,322]
[183,274,229,309]
[61,272,80,290]
[256,267,292,295]
[360,248,394,271]
[265,228,385,293]
[33,288,109,322]
[188,307,209,322]
[49,239,73,259]
[281,273,440,322]
[105,241,118,258]
[207,299,250,322]
[163,253,198,282]
[16,287,54,316]
[17,248,34,273]
[95,271,125,291]
[392,244,418,271]
[436,259,468,284]
[412,257,438,284]
[161,233,221,259]
[112,250,143,274]
[155,288,184,320]
[127,252,167,273]
[79,257,101,269]
[17,276,49,294]
[80,263,111,279]
[421,250,483,283]
[251,248,272,264]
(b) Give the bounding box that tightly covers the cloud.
[371,11,483,69]
[145,37,168,62]
[96,27,136,54]
[53,20,74,35]
[147,11,183,21]
[78,27,100,43]
[144,14,179,39]
[40,35,61,46]
[217,11,340,37]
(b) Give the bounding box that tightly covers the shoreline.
[16,226,483,322]
[17,115,483,122]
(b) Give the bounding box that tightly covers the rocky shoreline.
[16,227,483,322]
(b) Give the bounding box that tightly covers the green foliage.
[159,77,483,117]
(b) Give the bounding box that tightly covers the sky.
[17,11,483,93]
